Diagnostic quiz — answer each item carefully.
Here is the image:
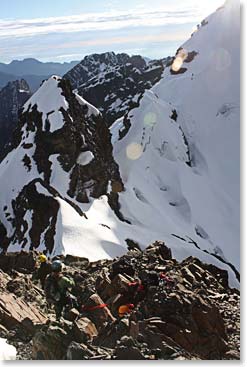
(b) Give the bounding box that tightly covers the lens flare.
[126,143,143,160]
[171,56,183,72]
[144,112,157,127]
[171,48,188,72]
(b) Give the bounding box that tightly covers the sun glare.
[171,48,188,72]
[126,143,143,160]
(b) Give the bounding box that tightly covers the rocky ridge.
[0,242,240,360]
[64,52,165,125]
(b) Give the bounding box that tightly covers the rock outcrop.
[0,242,240,360]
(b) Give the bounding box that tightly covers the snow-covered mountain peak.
[24,76,63,109]
[22,76,68,133]
[0,76,123,258]
[22,75,100,133]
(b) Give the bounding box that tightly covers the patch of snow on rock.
[77,151,94,166]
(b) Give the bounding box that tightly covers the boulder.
[82,293,115,331]
[101,274,130,300]
[66,341,94,360]
[225,350,240,360]
[65,308,80,322]
[66,341,112,360]
[144,241,172,260]
[115,336,145,360]
[72,317,98,343]
[0,269,11,290]
[181,266,197,285]
[0,293,47,334]
[94,318,129,349]
[32,323,71,360]
[111,256,135,279]
[95,271,112,299]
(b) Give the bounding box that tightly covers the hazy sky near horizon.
[0,0,223,63]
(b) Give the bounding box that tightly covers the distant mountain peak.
[64,52,165,124]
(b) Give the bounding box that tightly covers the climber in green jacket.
[44,260,77,320]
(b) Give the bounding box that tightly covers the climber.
[118,303,134,318]
[159,273,176,288]
[44,260,77,321]
[127,280,146,303]
[32,253,52,289]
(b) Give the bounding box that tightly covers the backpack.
[44,274,60,300]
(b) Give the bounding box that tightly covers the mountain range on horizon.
[0,58,79,91]
[0,52,167,156]
[0,58,79,76]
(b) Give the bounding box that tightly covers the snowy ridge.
[75,94,100,117]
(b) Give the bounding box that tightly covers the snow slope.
[110,0,240,278]
[56,0,239,289]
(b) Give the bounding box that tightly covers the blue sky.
[0,0,223,63]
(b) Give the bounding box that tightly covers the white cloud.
[0,6,208,39]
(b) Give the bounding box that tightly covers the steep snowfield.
[0,0,239,288]
[110,0,240,281]
[56,35,241,291]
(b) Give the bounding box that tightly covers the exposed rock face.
[0,270,47,336]
[0,250,37,273]
[64,52,165,125]
[0,293,46,334]
[0,76,123,255]
[0,243,240,360]
[64,52,130,88]
[0,79,31,156]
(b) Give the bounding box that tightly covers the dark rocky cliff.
[0,79,31,156]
